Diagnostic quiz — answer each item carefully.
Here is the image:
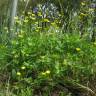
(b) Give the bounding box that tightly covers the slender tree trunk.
[9,0,18,38]
[10,0,18,27]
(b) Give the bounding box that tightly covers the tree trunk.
[10,0,18,30]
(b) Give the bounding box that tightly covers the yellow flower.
[28,12,31,15]
[32,13,35,16]
[17,72,21,76]
[24,19,28,23]
[14,16,19,20]
[21,66,26,70]
[81,2,85,6]
[40,56,45,59]
[89,8,94,12]
[36,29,39,32]
[76,48,81,51]
[41,72,46,75]
[41,70,50,75]
[80,13,87,16]
[45,70,50,74]
[43,18,50,22]
[51,22,56,26]
[31,17,36,20]
[38,12,42,16]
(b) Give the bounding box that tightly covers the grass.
[0,31,96,96]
